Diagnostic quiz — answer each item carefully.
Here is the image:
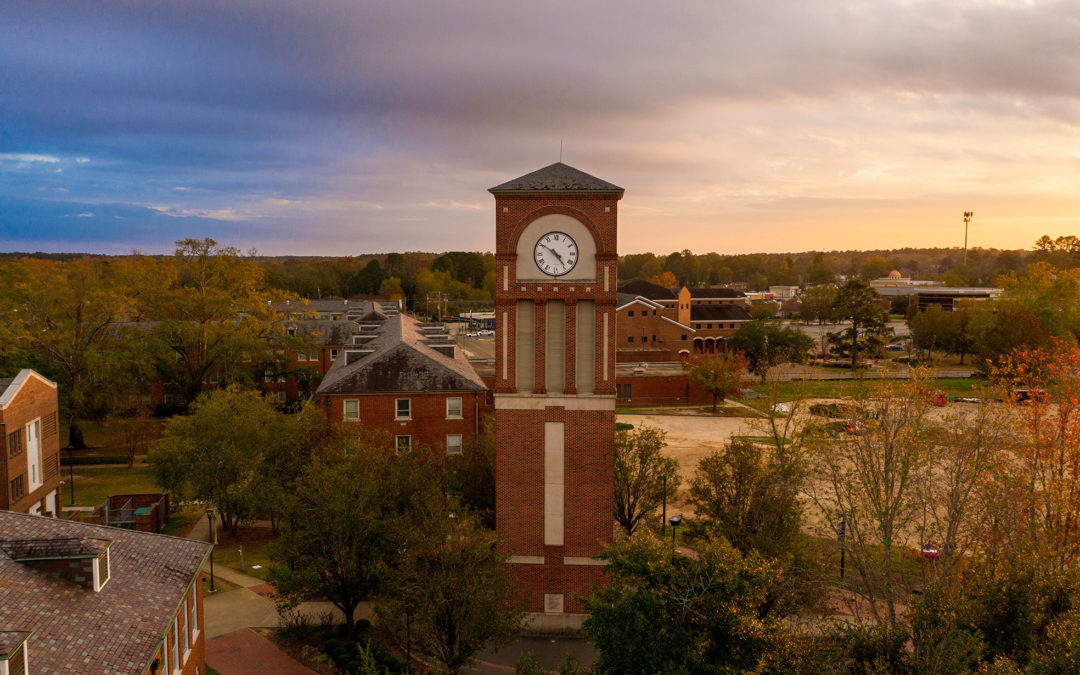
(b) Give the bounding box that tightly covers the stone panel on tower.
[490,162,621,631]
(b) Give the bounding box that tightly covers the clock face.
[533,231,578,277]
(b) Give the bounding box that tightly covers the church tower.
[489,162,621,627]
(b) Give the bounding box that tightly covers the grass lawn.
[212,525,278,581]
[59,417,165,458]
[65,465,160,508]
[744,377,989,412]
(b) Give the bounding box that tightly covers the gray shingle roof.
[287,320,359,346]
[489,162,623,193]
[617,278,676,300]
[317,314,486,395]
[687,287,746,299]
[690,305,752,322]
[0,511,211,674]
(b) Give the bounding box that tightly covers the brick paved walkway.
[206,628,316,674]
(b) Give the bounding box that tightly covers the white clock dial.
[533,232,578,277]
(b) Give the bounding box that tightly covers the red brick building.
[1,370,61,518]
[616,279,752,362]
[490,162,619,628]
[0,510,211,674]
[315,305,487,454]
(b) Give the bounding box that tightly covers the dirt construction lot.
[617,411,761,511]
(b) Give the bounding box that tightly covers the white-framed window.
[396,435,411,453]
[182,596,190,655]
[395,398,411,420]
[172,620,180,671]
[296,352,307,362]
[330,348,339,361]
[308,351,319,361]
[190,587,199,637]
[276,374,286,383]
[26,419,41,492]
[343,399,360,421]
[446,397,462,419]
[446,434,463,455]
[276,391,286,404]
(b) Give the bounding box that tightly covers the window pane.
[396,399,410,417]
[447,397,462,417]
[446,434,463,455]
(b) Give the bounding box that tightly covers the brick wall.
[494,188,620,615]
[0,374,60,514]
[615,373,715,406]
[320,391,486,452]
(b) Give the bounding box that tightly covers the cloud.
[2,0,1080,254]
[0,153,61,163]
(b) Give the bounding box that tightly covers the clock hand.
[545,246,564,264]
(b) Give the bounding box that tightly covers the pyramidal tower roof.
[489,162,623,194]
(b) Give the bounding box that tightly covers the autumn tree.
[613,425,680,535]
[1,257,136,447]
[990,341,1080,565]
[685,351,748,412]
[806,378,933,624]
[827,279,892,370]
[129,238,282,407]
[728,319,815,382]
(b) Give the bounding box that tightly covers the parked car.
[477,329,495,336]
[465,332,479,337]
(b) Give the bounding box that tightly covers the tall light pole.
[963,211,974,266]
[206,508,216,593]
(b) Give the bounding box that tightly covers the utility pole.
[963,211,974,266]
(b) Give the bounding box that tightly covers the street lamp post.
[962,211,974,266]
[669,515,682,548]
[206,508,216,593]
[66,445,75,505]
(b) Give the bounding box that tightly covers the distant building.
[1,370,61,517]
[616,279,752,362]
[316,306,487,454]
[0,510,211,674]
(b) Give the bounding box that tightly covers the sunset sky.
[2,0,1078,256]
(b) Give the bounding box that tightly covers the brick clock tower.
[489,162,622,627]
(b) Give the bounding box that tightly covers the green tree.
[799,285,836,325]
[376,511,526,673]
[806,252,835,285]
[148,388,311,533]
[445,418,495,529]
[270,430,443,639]
[584,531,788,674]
[685,351,748,412]
[827,280,892,370]
[613,425,680,535]
[688,437,803,558]
[728,320,815,382]
[908,303,953,361]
